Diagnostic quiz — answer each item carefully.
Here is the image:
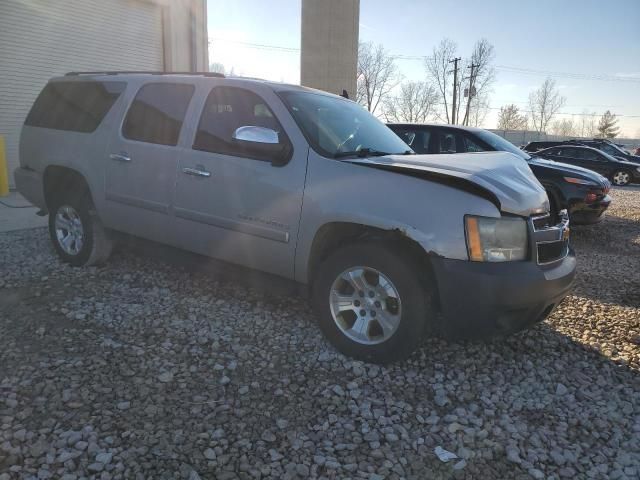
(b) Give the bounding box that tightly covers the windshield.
[475,130,531,160]
[279,91,412,158]
[600,142,628,157]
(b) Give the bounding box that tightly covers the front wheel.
[48,194,113,266]
[611,170,631,186]
[311,242,434,364]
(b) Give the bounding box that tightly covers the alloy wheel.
[54,205,84,255]
[612,171,630,186]
[329,266,402,345]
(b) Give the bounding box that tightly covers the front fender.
[294,152,501,283]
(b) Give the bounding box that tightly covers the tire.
[311,242,434,364]
[48,192,113,266]
[611,170,631,186]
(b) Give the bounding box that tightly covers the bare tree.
[497,104,528,130]
[551,118,577,137]
[382,81,439,123]
[467,92,491,127]
[356,42,399,114]
[425,38,495,125]
[424,38,457,123]
[461,39,496,126]
[578,110,598,138]
[528,78,566,133]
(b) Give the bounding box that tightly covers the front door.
[104,82,195,240]
[172,85,308,279]
[574,148,611,176]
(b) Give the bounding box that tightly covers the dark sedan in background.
[534,145,640,186]
[388,123,612,224]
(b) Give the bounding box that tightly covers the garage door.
[0,0,164,187]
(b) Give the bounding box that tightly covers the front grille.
[530,209,570,265]
[537,240,569,264]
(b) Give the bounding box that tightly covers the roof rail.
[65,71,225,78]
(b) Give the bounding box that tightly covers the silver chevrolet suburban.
[15,72,576,363]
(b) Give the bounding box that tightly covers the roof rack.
[65,71,225,78]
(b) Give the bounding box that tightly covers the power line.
[209,37,640,84]
[207,37,640,117]
[208,38,299,53]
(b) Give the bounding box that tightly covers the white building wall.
[301,0,359,98]
[0,0,208,187]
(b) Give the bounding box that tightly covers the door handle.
[182,166,211,178]
[110,152,131,162]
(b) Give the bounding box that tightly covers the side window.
[578,149,601,161]
[122,83,195,146]
[193,86,290,161]
[557,148,576,158]
[463,135,486,153]
[25,81,125,132]
[393,129,430,154]
[436,131,458,153]
[600,144,618,156]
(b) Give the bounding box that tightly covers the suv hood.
[529,157,609,185]
[347,151,548,217]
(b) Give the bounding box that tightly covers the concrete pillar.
[301,0,359,98]
[160,0,208,71]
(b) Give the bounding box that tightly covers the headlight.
[563,176,598,186]
[636,167,640,173]
[465,216,528,262]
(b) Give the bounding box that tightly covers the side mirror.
[232,126,279,144]
[232,126,291,166]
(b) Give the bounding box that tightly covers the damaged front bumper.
[430,210,576,338]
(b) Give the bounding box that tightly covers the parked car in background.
[535,145,640,186]
[524,139,640,164]
[388,123,612,224]
[15,73,576,363]
[522,141,563,152]
[573,138,640,164]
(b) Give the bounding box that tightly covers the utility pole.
[463,63,480,126]
[449,57,461,124]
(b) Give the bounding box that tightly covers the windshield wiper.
[334,148,390,159]
[333,148,395,159]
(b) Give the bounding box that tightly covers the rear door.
[549,147,583,167]
[172,84,308,279]
[104,82,195,240]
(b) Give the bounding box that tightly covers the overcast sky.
[207,0,640,137]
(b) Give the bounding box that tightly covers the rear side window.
[436,131,459,153]
[122,83,194,146]
[557,148,578,158]
[576,149,601,161]
[193,86,289,161]
[393,128,430,154]
[25,81,125,132]
[463,135,486,153]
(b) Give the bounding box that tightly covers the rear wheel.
[311,242,434,363]
[48,193,113,266]
[611,170,631,186]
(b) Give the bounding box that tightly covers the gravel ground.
[0,187,638,480]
